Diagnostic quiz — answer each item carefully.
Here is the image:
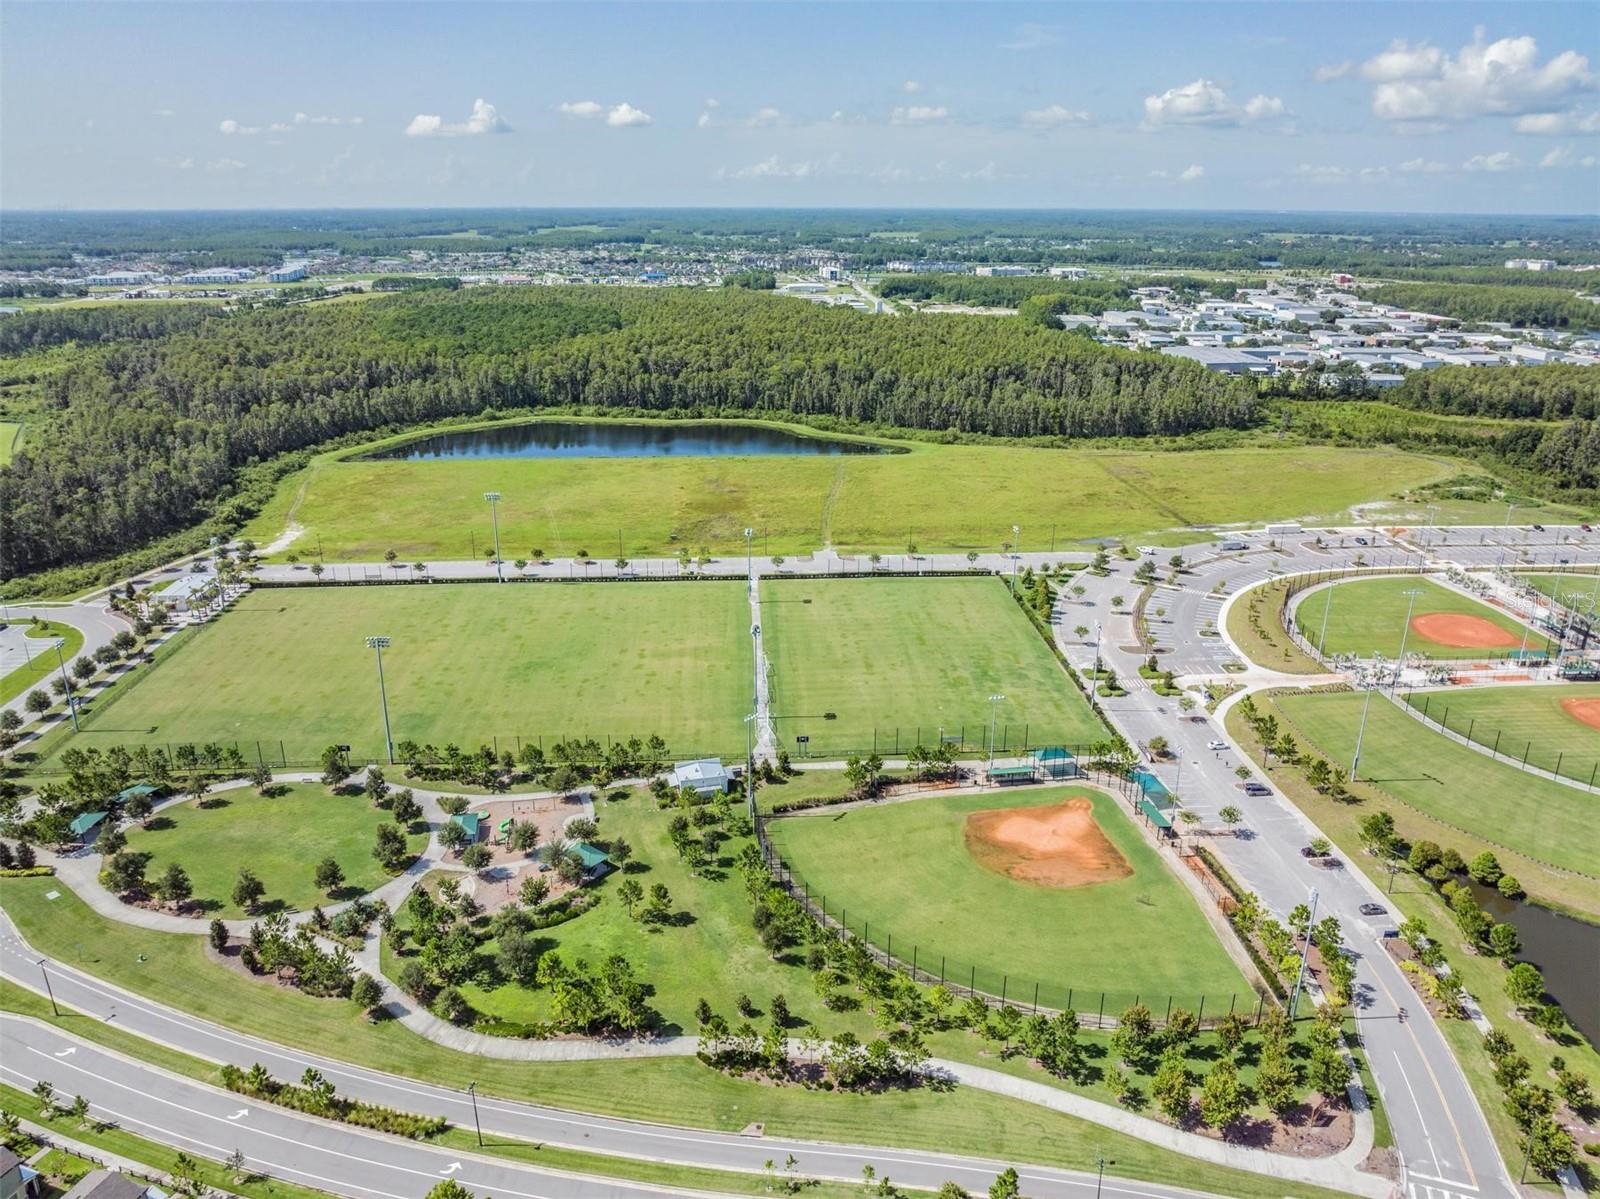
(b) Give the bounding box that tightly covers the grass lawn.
[765,786,1255,1011]
[120,783,426,916]
[0,420,20,465]
[1224,578,1323,674]
[1271,690,1600,908]
[1294,577,1547,660]
[1402,682,1600,789]
[753,767,852,815]
[0,882,1348,1199]
[38,582,752,764]
[241,421,1457,560]
[1226,697,1600,1190]
[0,620,83,706]
[1520,570,1600,609]
[761,577,1103,757]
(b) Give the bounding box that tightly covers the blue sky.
[2,2,1596,213]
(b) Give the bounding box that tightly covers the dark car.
[1359,903,1387,917]
[1532,523,1546,532]
[1242,782,1271,796]
[1582,523,1594,533]
[1354,536,1369,546]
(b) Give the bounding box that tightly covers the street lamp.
[467,1080,483,1147]
[52,639,79,733]
[744,527,754,586]
[483,493,504,583]
[744,712,758,820]
[1350,679,1376,783]
[1316,582,1336,657]
[1389,588,1424,693]
[1010,524,1021,592]
[365,635,394,764]
[1287,888,1319,1020]
[986,693,1006,776]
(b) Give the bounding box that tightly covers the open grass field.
[1273,690,1599,881]
[241,420,1459,560]
[41,583,751,764]
[0,619,83,706]
[0,421,20,465]
[764,786,1254,1010]
[1401,682,1600,789]
[1520,570,1600,609]
[0,882,1349,1199]
[761,577,1103,756]
[121,783,426,916]
[1294,577,1547,660]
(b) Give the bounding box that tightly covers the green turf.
[1520,570,1600,609]
[0,881,1348,1199]
[764,786,1254,1010]
[0,421,20,465]
[241,423,1457,560]
[1402,682,1600,788]
[0,620,83,706]
[120,783,426,916]
[1294,577,1547,660]
[1274,690,1598,877]
[761,577,1104,757]
[39,582,752,764]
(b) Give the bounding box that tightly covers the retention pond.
[361,421,886,461]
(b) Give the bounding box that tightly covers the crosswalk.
[1408,1175,1478,1199]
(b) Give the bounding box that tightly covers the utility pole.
[1010,524,1021,592]
[365,636,394,764]
[484,492,504,582]
[53,640,79,732]
[744,527,754,590]
[986,693,1005,777]
[37,958,58,1016]
[1287,887,1319,1020]
[467,1081,483,1147]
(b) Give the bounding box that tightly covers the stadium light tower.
[1389,588,1424,694]
[744,527,755,587]
[484,492,504,583]
[365,635,394,763]
[1010,524,1021,592]
[986,693,1006,777]
[53,639,79,732]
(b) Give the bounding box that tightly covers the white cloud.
[722,155,819,180]
[219,119,259,135]
[268,122,293,134]
[1515,110,1600,135]
[999,23,1061,52]
[963,161,999,182]
[1142,79,1286,127]
[1021,104,1091,128]
[405,98,511,137]
[1313,61,1354,83]
[292,112,361,127]
[902,80,924,94]
[1179,163,1206,182]
[173,156,193,169]
[1463,150,1521,172]
[606,103,653,127]
[697,111,714,129]
[557,100,604,119]
[746,107,784,127]
[890,105,949,125]
[153,108,176,118]
[1360,34,1593,122]
[1399,157,1451,173]
[206,157,246,172]
[1537,145,1596,169]
[1295,163,1352,184]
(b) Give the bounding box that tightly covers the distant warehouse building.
[269,261,310,283]
[180,268,253,285]
[1158,346,1277,376]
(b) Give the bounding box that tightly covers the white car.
[1206,739,1227,751]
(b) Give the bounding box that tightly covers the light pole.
[1287,888,1319,1020]
[467,1080,483,1147]
[483,492,504,583]
[1389,588,1424,693]
[365,635,394,764]
[1010,524,1021,592]
[986,693,1005,777]
[1350,682,1375,782]
[53,639,79,732]
[1316,582,1335,657]
[37,958,58,1016]
[744,712,758,820]
[744,527,754,589]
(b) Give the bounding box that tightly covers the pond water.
[1465,878,1600,1048]
[361,421,883,461]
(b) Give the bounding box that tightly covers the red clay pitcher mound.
[1561,697,1600,732]
[1410,613,1521,649]
[964,799,1132,889]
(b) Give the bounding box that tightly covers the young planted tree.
[232,868,266,913]
[314,857,345,896]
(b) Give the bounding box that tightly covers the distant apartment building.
[1048,266,1090,279]
[975,265,1033,277]
[884,260,968,274]
[268,261,310,282]
[85,270,159,286]
[180,268,253,284]
[1505,258,1558,271]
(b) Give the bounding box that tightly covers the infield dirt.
[963,798,1132,889]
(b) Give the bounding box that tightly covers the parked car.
[1242,782,1271,796]
[1582,523,1593,533]
[1532,523,1546,532]
[1359,903,1387,917]
[1354,536,1369,546]
[1206,739,1227,751]
[1184,715,1208,724]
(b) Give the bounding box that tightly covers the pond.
[361,421,885,461]
[1466,878,1600,1049]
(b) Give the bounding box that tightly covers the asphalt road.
[1054,527,1600,1199]
[0,917,1232,1199]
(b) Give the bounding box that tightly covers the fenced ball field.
[1294,576,1551,660]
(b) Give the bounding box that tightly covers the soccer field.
[764,786,1254,1009]
[1276,690,1597,877]
[1402,682,1600,788]
[48,583,752,763]
[761,576,1104,757]
[1294,577,1548,660]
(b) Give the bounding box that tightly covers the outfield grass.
[1520,570,1600,609]
[1294,577,1547,660]
[0,881,1348,1199]
[39,582,751,764]
[121,784,426,916]
[241,421,1458,560]
[1402,682,1600,789]
[762,577,1103,756]
[1273,690,1599,886]
[0,619,83,706]
[765,786,1254,1010]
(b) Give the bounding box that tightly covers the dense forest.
[0,287,1260,581]
[1363,283,1600,328]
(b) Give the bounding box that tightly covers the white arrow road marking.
[53,1047,75,1057]
[227,1109,248,1120]
[439,1163,462,1176]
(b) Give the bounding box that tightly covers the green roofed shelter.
[1032,747,1078,779]
[69,811,108,840]
[987,764,1036,786]
[451,812,483,842]
[1137,797,1174,832]
[570,840,614,882]
[114,783,159,803]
